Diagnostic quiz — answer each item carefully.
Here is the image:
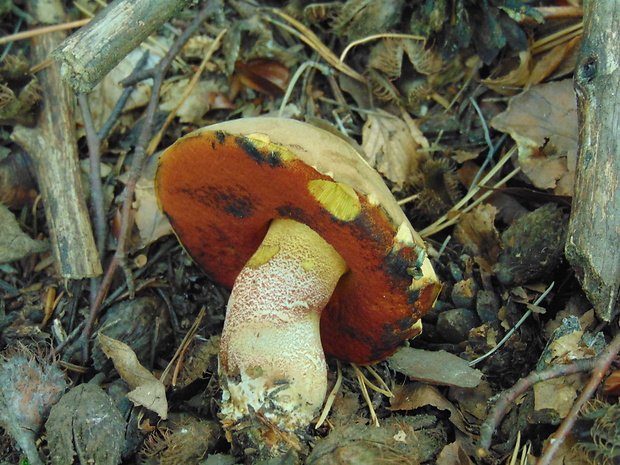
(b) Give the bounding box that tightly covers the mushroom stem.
[219,218,348,430]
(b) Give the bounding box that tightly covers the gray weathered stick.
[567,0,620,321]
[12,0,102,279]
[52,0,191,93]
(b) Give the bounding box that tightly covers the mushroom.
[155,118,441,430]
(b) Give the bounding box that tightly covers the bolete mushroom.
[155,118,441,430]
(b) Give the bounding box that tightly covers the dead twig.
[98,51,151,141]
[536,331,620,465]
[477,335,620,459]
[146,28,226,154]
[12,0,102,279]
[78,93,106,258]
[52,0,192,93]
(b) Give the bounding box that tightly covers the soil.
[1,1,617,465]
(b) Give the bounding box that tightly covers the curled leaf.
[98,333,168,419]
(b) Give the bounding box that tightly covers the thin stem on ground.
[75,1,217,363]
[477,334,620,460]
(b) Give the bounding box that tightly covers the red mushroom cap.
[156,118,440,364]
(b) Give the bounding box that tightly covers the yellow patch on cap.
[248,133,297,162]
[308,179,361,222]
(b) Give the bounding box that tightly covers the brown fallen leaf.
[454,203,502,272]
[436,433,476,465]
[538,434,590,465]
[0,203,48,264]
[98,333,168,419]
[133,175,172,247]
[86,48,157,129]
[527,36,581,85]
[450,380,494,423]
[533,316,596,419]
[481,36,581,94]
[123,153,172,247]
[481,51,531,95]
[160,79,233,124]
[361,111,427,187]
[490,79,578,195]
[388,347,482,388]
[389,382,468,433]
[533,374,586,418]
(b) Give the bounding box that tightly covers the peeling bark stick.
[12,0,101,279]
[52,0,191,93]
[567,0,620,321]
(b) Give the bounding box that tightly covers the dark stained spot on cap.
[276,205,311,224]
[407,288,421,306]
[218,192,254,218]
[215,131,227,145]
[236,137,283,168]
[371,320,414,360]
[384,251,411,281]
[177,185,255,218]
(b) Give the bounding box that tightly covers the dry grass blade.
[278,60,332,117]
[266,9,365,82]
[364,364,393,397]
[532,22,583,55]
[147,28,227,154]
[0,18,91,45]
[507,431,531,465]
[352,363,380,427]
[469,283,555,367]
[419,146,519,238]
[161,306,207,386]
[339,33,424,64]
[315,360,343,428]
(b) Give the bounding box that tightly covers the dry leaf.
[0,203,48,264]
[533,374,585,418]
[389,383,468,433]
[98,333,168,419]
[87,48,158,129]
[481,35,581,94]
[533,315,595,418]
[454,204,502,272]
[232,58,289,99]
[160,79,232,124]
[480,51,531,95]
[436,435,476,465]
[538,434,590,465]
[603,370,620,395]
[361,112,426,187]
[527,36,581,86]
[491,80,578,195]
[388,347,482,388]
[131,154,172,247]
[450,380,494,422]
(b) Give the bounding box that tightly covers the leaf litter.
[0,1,613,464]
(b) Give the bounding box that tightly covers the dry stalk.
[265,9,365,82]
[419,146,520,238]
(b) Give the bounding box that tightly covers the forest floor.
[1,1,618,464]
